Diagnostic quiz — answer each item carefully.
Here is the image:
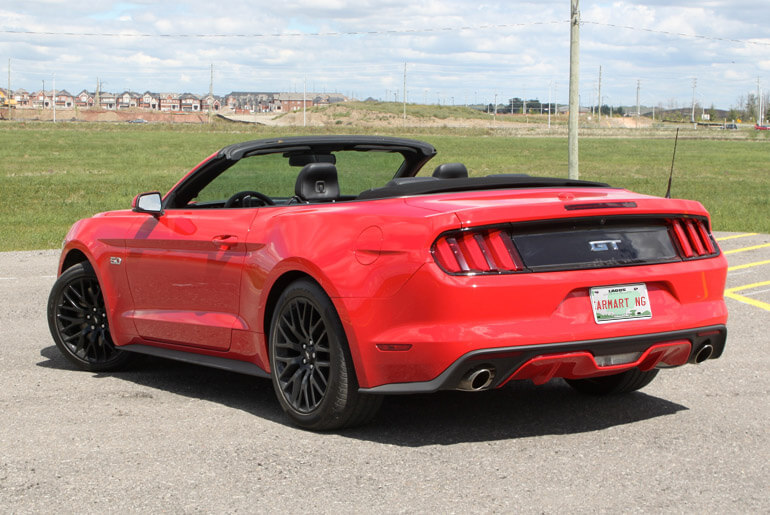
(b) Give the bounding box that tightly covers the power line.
[582,21,770,47]
[0,21,566,39]
[1,19,768,47]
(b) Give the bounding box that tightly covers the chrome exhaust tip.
[457,367,495,392]
[692,343,714,364]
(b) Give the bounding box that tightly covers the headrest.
[432,162,469,179]
[295,162,340,202]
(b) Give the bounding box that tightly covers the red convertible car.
[47,136,728,430]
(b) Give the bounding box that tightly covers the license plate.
[590,283,652,324]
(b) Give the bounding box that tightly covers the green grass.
[1,121,768,251]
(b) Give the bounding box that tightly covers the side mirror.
[132,191,164,216]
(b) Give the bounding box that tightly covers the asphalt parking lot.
[1,233,768,513]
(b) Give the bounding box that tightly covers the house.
[11,89,30,108]
[53,90,74,108]
[98,92,116,110]
[180,93,201,112]
[75,90,94,109]
[159,93,180,111]
[117,91,141,109]
[275,93,313,112]
[202,94,221,112]
[140,92,159,110]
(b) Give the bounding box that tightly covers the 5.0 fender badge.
[109,257,123,265]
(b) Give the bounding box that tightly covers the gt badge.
[589,239,621,252]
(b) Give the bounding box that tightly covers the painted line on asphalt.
[724,280,770,312]
[728,259,770,272]
[717,233,758,241]
[723,243,770,255]
[0,275,56,280]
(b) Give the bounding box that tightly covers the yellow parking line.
[717,233,757,241]
[723,243,770,255]
[728,259,770,272]
[724,280,770,312]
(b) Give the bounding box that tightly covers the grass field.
[1,120,768,251]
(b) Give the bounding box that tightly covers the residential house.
[140,92,159,110]
[180,93,201,112]
[75,90,94,109]
[98,92,117,110]
[275,93,313,112]
[159,93,180,111]
[117,92,141,109]
[53,90,74,108]
[13,89,31,107]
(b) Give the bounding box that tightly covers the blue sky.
[2,0,769,109]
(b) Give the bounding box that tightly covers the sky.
[2,1,769,109]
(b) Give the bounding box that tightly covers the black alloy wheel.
[47,262,131,371]
[269,279,382,430]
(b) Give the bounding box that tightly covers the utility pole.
[403,62,407,127]
[597,65,602,123]
[636,79,640,128]
[52,74,56,123]
[7,58,11,120]
[208,64,214,124]
[95,78,100,109]
[691,78,697,126]
[757,77,763,125]
[548,81,552,129]
[568,0,580,180]
[303,76,307,127]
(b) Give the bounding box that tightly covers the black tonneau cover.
[357,176,612,200]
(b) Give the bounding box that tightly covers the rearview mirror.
[132,191,163,216]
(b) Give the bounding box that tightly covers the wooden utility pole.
[403,62,407,127]
[7,58,11,120]
[597,65,602,123]
[208,64,214,124]
[568,0,580,180]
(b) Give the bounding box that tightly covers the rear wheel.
[47,262,131,372]
[269,279,382,430]
[565,368,659,395]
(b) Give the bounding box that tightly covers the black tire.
[268,279,382,430]
[565,368,659,395]
[47,262,132,372]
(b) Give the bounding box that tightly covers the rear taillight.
[432,229,524,275]
[670,218,718,259]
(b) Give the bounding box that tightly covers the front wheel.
[47,262,132,372]
[269,279,382,430]
[565,368,659,395]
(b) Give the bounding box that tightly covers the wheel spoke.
[272,296,334,414]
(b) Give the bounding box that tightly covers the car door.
[124,208,258,350]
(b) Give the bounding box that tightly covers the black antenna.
[665,128,680,199]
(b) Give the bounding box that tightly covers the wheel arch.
[261,270,369,387]
[60,248,90,274]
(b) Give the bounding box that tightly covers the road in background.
[0,235,767,513]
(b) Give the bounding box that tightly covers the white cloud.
[1,1,768,107]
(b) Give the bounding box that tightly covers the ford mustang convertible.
[47,135,728,430]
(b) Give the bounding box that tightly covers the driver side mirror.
[132,191,164,216]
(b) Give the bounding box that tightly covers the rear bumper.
[359,325,726,394]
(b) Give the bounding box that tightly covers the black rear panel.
[513,223,679,271]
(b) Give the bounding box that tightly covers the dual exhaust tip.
[457,343,714,392]
[457,367,495,392]
[692,343,714,364]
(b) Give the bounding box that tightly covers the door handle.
[211,235,238,250]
